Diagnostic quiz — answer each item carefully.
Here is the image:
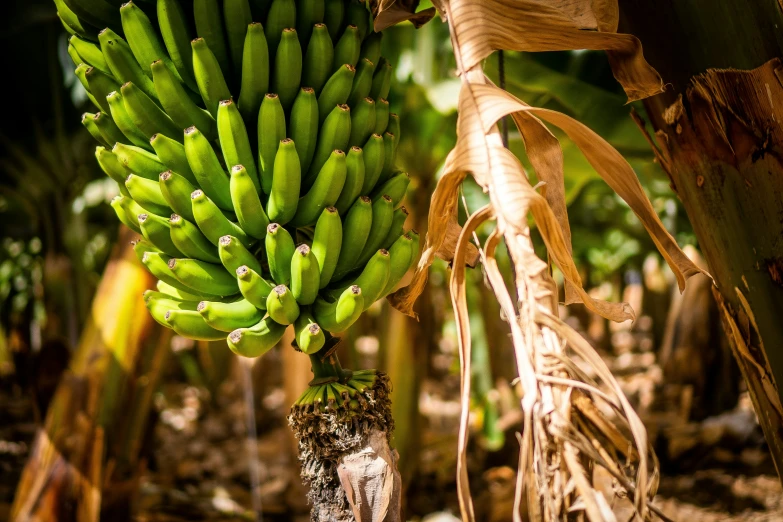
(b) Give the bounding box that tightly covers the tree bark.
[621,0,783,479]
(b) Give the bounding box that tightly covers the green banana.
[138,212,183,256]
[236,265,274,308]
[295,0,325,49]
[219,234,263,275]
[265,0,296,57]
[85,66,120,114]
[388,112,400,153]
[223,0,253,76]
[146,295,200,327]
[120,1,180,84]
[142,251,212,297]
[166,308,227,340]
[151,134,198,185]
[311,206,342,288]
[217,99,259,191]
[334,146,364,215]
[106,90,153,150]
[370,58,392,100]
[68,43,84,68]
[121,81,181,141]
[61,0,120,35]
[359,132,384,194]
[348,96,375,147]
[192,37,232,117]
[323,0,345,41]
[184,126,233,210]
[265,223,295,284]
[168,257,239,297]
[307,103,351,185]
[96,146,132,196]
[356,194,393,267]
[169,214,221,263]
[98,29,158,102]
[348,58,374,108]
[93,111,128,147]
[346,1,369,40]
[373,97,389,135]
[289,87,319,174]
[302,23,333,95]
[292,149,347,227]
[191,189,250,246]
[294,311,325,354]
[343,248,390,308]
[198,298,262,332]
[359,30,382,66]
[381,231,414,296]
[126,174,171,216]
[372,171,409,207]
[112,142,167,180]
[157,279,202,300]
[290,244,320,305]
[332,24,360,70]
[267,139,301,225]
[151,59,217,140]
[75,63,101,109]
[70,35,111,75]
[55,0,99,41]
[82,113,109,147]
[317,64,355,124]
[332,195,372,279]
[379,131,397,181]
[194,0,231,78]
[266,285,300,324]
[382,205,408,250]
[230,165,270,239]
[257,93,287,194]
[228,316,287,357]
[273,28,303,111]
[111,195,142,233]
[132,238,160,264]
[159,170,197,221]
[313,285,363,333]
[237,23,269,123]
[157,0,197,90]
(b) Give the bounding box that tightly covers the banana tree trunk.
[620,0,783,479]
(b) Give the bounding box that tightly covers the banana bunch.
[61,0,419,357]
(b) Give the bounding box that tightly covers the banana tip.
[308,323,321,335]
[229,330,242,343]
[219,235,233,246]
[197,301,207,312]
[297,244,310,255]
[190,189,203,199]
[273,285,287,295]
[236,265,249,277]
[160,170,172,181]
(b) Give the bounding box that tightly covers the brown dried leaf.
[436,220,481,267]
[370,0,437,31]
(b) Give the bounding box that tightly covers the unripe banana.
[75,64,101,109]
[106,90,152,150]
[236,265,274,309]
[159,171,197,221]
[83,113,109,148]
[192,37,232,117]
[193,0,231,78]
[228,316,287,357]
[121,81,181,141]
[132,238,160,264]
[295,0,325,49]
[184,126,233,210]
[113,142,167,180]
[344,248,390,308]
[223,0,253,76]
[359,30,382,67]
[126,174,171,216]
[138,212,183,256]
[111,195,142,233]
[166,308,227,340]
[85,66,120,114]
[289,87,319,173]
[198,298,262,332]
[93,111,128,148]
[408,229,421,265]
[142,251,211,297]
[265,0,296,57]
[157,0,197,90]
[372,171,409,207]
[267,139,301,225]
[217,99,260,192]
[265,223,295,284]
[98,29,158,102]
[290,244,320,305]
[302,23,333,95]
[157,280,202,300]
[380,131,397,182]
[388,112,400,153]
[373,97,389,135]
[237,23,269,122]
[313,285,363,333]
[120,1,181,81]
[170,214,221,263]
[96,146,132,196]
[323,0,345,41]
[146,294,200,327]
[317,64,355,124]
[266,284,300,324]
[68,43,84,68]
[191,189,250,246]
[359,133,384,194]
[333,24,361,73]
[257,93,287,194]
[219,234,263,275]
[381,231,414,296]
[370,58,392,100]
[70,35,111,75]
[292,149,347,227]
[357,194,393,267]
[348,58,374,108]
[311,207,342,288]
[348,96,375,148]
[230,165,270,239]
[55,0,98,41]
[151,59,217,140]
[273,28,303,111]
[168,257,239,297]
[332,195,372,279]
[294,311,325,354]
[382,205,408,250]
[307,104,351,185]
[334,146,364,215]
[151,135,198,185]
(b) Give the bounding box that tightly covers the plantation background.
[1,0,781,520]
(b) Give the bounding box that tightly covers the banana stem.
[307,334,349,383]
